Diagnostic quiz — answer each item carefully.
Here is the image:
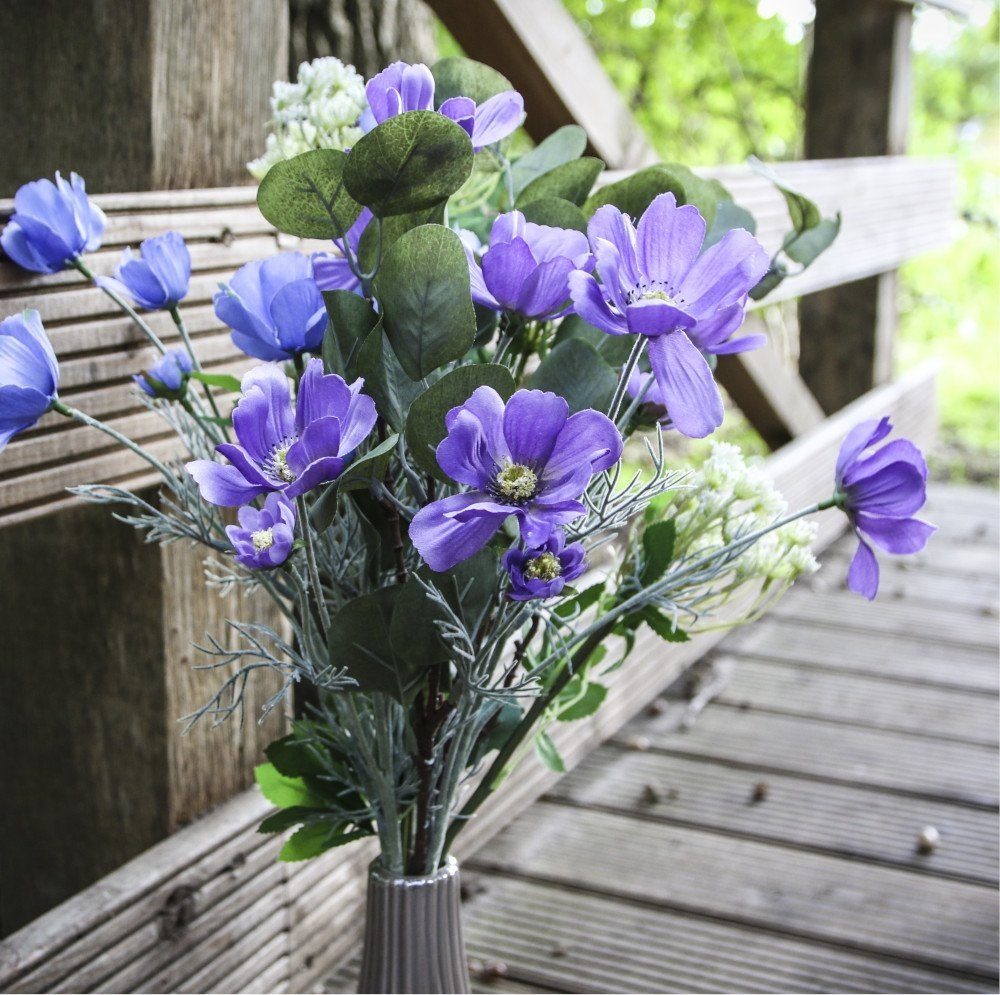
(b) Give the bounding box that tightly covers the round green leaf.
[517,156,604,208]
[510,125,588,197]
[321,290,378,378]
[432,56,513,105]
[343,111,474,217]
[356,203,445,273]
[257,148,362,239]
[528,338,617,413]
[519,197,588,232]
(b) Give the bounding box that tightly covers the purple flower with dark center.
[312,208,372,295]
[186,359,377,506]
[1,172,106,274]
[134,348,193,399]
[0,309,60,452]
[226,493,297,570]
[409,387,622,572]
[503,530,586,601]
[568,193,769,438]
[214,252,326,362]
[468,211,593,321]
[100,231,191,310]
[835,416,936,600]
[439,91,525,151]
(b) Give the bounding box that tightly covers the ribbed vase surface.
[357,856,470,994]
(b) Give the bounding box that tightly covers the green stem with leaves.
[73,259,168,354]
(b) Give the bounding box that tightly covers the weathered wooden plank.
[459,875,993,994]
[619,707,999,807]
[547,747,1000,884]
[714,656,999,745]
[469,804,999,977]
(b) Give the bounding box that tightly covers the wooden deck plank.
[468,805,999,978]
[617,709,999,807]
[546,748,1000,883]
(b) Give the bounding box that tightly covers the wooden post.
[797,0,913,413]
[0,0,288,934]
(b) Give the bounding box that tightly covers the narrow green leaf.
[535,729,566,773]
[641,606,690,643]
[189,371,243,392]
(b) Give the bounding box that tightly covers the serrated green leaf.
[258,806,320,834]
[528,338,617,413]
[641,606,690,643]
[554,581,605,619]
[265,734,327,778]
[254,763,325,809]
[279,823,370,862]
[640,519,676,586]
[556,679,608,722]
[517,156,604,208]
[535,729,566,773]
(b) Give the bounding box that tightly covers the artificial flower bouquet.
[0,55,935,993]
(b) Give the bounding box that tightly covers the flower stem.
[296,495,331,634]
[608,336,646,422]
[169,305,229,440]
[73,259,168,355]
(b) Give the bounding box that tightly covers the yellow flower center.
[495,462,538,502]
[524,551,562,582]
[270,444,296,482]
[251,528,275,552]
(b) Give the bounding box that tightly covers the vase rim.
[369,854,459,888]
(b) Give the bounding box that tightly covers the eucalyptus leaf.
[528,338,617,413]
[555,313,635,366]
[584,163,692,220]
[784,213,842,267]
[344,111,474,217]
[321,291,378,378]
[257,148,362,239]
[356,322,433,432]
[510,125,588,197]
[748,156,821,234]
[517,156,604,208]
[356,203,445,274]
[432,56,513,105]
[519,197,588,232]
[704,199,758,249]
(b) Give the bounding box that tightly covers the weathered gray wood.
[548,747,999,883]
[469,804,999,977]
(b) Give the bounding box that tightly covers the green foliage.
[518,197,588,232]
[432,56,513,105]
[356,322,435,432]
[517,156,605,208]
[554,676,608,722]
[510,125,588,196]
[356,204,446,273]
[534,729,566,772]
[528,338,617,413]
[640,519,676,586]
[189,371,242,393]
[254,762,326,809]
[321,291,378,379]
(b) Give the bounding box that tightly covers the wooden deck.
[329,483,1000,994]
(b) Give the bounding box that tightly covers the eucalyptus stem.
[608,336,646,422]
[296,495,331,634]
[73,259,168,354]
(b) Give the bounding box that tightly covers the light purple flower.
[835,416,936,600]
[568,193,768,438]
[409,387,622,572]
[625,367,670,427]
[468,211,593,321]
[312,208,372,295]
[100,231,191,310]
[439,91,525,151]
[0,309,59,451]
[186,359,378,506]
[226,493,297,570]
[134,348,193,398]
[1,172,106,274]
[214,252,326,362]
[503,530,586,601]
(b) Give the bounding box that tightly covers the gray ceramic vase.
[357,856,471,994]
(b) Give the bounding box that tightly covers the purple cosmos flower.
[312,208,371,295]
[409,387,622,572]
[503,530,586,601]
[568,193,769,438]
[186,358,377,506]
[99,231,191,310]
[0,309,60,451]
[133,348,193,398]
[439,92,525,151]
[214,252,326,362]
[834,416,936,601]
[226,492,297,570]
[1,172,106,274]
[468,211,593,321]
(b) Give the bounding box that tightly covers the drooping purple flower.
[133,348,193,399]
[99,231,191,310]
[226,492,297,570]
[186,359,377,506]
[568,193,768,438]
[835,416,936,600]
[409,387,622,572]
[312,208,372,295]
[0,309,60,451]
[468,211,593,321]
[503,530,586,601]
[214,252,326,362]
[439,91,525,151]
[1,172,106,274]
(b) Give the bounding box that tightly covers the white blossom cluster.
[248,57,367,180]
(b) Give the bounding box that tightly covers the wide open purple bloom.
[134,348,193,399]
[214,252,326,362]
[0,309,60,451]
[835,416,936,601]
[568,193,768,438]
[439,91,525,151]
[468,211,593,321]
[186,358,378,506]
[226,492,297,570]
[1,172,106,274]
[503,529,586,602]
[409,387,622,572]
[100,231,191,310]
[312,208,372,295]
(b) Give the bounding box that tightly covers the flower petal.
[636,193,705,289]
[846,534,879,600]
[409,491,512,572]
[503,389,569,467]
[587,205,641,287]
[679,227,769,317]
[186,459,269,507]
[545,408,623,481]
[481,238,537,312]
[471,90,525,147]
[855,513,936,555]
[835,416,893,484]
[846,461,926,517]
[647,331,724,439]
[567,270,627,336]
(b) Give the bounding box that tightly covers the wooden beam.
[428,0,657,169]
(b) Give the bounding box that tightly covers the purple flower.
[0,309,60,451]
[311,208,372,295]
[468,211,593,321]
[1,172,106,274]
[439,92,525,151]
[100,231,191,310]
[133,348,193,398]
[226,493,297,570]
[503,530,586,601]
[625,367,670,427]
[214,252,326,362]
[568,193,768,438]
[186,359,378,506]
[835,416,936,600]
[409,387,622,572]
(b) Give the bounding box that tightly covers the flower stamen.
[524,551,562,582]
[251,527,275,552]
[495,461,538,502]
